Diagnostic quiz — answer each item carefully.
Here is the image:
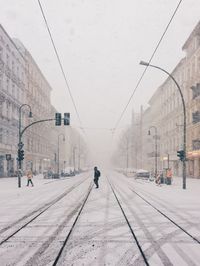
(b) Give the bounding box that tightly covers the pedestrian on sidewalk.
[94,166,101,188]
[26,170,34,187]
[166,168,172,185]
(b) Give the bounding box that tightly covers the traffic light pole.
[140,61,187,189]
[18,104,32,188]
[18,118,55,188]
[17,113,70,188]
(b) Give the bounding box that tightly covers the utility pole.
[148,126,158,179]
[57,134,65,176]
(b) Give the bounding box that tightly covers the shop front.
[187,150,200,178]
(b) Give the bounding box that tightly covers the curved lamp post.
[18,104,32,188]
[57,133,65,176]
[140,61,186,189]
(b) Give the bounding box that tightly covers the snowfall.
[0,171,200,266]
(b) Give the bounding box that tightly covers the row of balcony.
[0,58,25,89]
[191,83,200,99]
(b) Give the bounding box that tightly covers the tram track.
[0,176,90,246]
[107,176,150,266]
[129,186,200,244]
[107,173,200,265]
[114,173,200,245]
[129,183,200,228]
[51,183,93,266]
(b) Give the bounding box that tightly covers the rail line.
[129,186,200,244]
[52,183,93,266]
[107,177,149,266]
[0,176,90,246]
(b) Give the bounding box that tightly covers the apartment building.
[0,24,26,176]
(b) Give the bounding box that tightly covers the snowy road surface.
[0,172,200,265]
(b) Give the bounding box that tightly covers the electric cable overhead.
[113,0,183,133]
[37,0,85,134]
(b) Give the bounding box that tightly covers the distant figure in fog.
[26,170,34,187]
[166,168,172,185]
[94,166,101,188]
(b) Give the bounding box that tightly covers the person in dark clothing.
[94,166,101,188]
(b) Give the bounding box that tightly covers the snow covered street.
[0,172,200,265]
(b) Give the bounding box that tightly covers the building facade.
[14,39,68,174]
[141,20,200,178]
[0,25,69,176]
[0,25,26,176]
[183,21,200,178]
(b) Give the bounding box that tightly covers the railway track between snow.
[128,186,200,244]
[107,174,200,265]
[107,177,150,266]
[51,183,93,266]
[0,176,90,246]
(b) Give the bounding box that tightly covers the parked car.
[43,170,54,179]
[135,169,151,180]
[125,168,137,177]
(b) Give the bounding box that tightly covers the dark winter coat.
[94,170,101,180]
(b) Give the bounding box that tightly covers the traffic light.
[64,113,70,125]
[177,150,185,161]
[55,113,62,126]
[18,149,24,161]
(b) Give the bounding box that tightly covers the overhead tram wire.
[113,0,183,133]
[37,0,85,134]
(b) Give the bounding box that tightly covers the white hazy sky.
[0,0,199,166]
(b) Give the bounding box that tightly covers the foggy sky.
[0,0,199,166]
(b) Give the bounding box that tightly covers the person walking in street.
[26,170,34,187]
[94,166,101,188]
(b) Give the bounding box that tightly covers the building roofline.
[0,24,25,61]
[160,58,185,88]
[147,58,185,106]
[182,20,200,50]
[25,48,53,91]
[14,38,52,91]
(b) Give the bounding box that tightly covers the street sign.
[6,154,11,160]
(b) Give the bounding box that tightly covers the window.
[0,101,2,116]
[0,128,3,143]
[12,83,15,97]
[6,102,9,118]
[0,75,2,90]
[4,130,9,144]
[0,46,2,59]
[197,56,200,71]
[6,78,9,92]
[12,60,15,73]
[6,54,9,67]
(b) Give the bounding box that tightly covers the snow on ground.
[0,171,200,265]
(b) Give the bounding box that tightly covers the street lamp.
[140,60,187,189]
[148,126,158,179]
[57,133,65,176]
[18,104,32,188]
